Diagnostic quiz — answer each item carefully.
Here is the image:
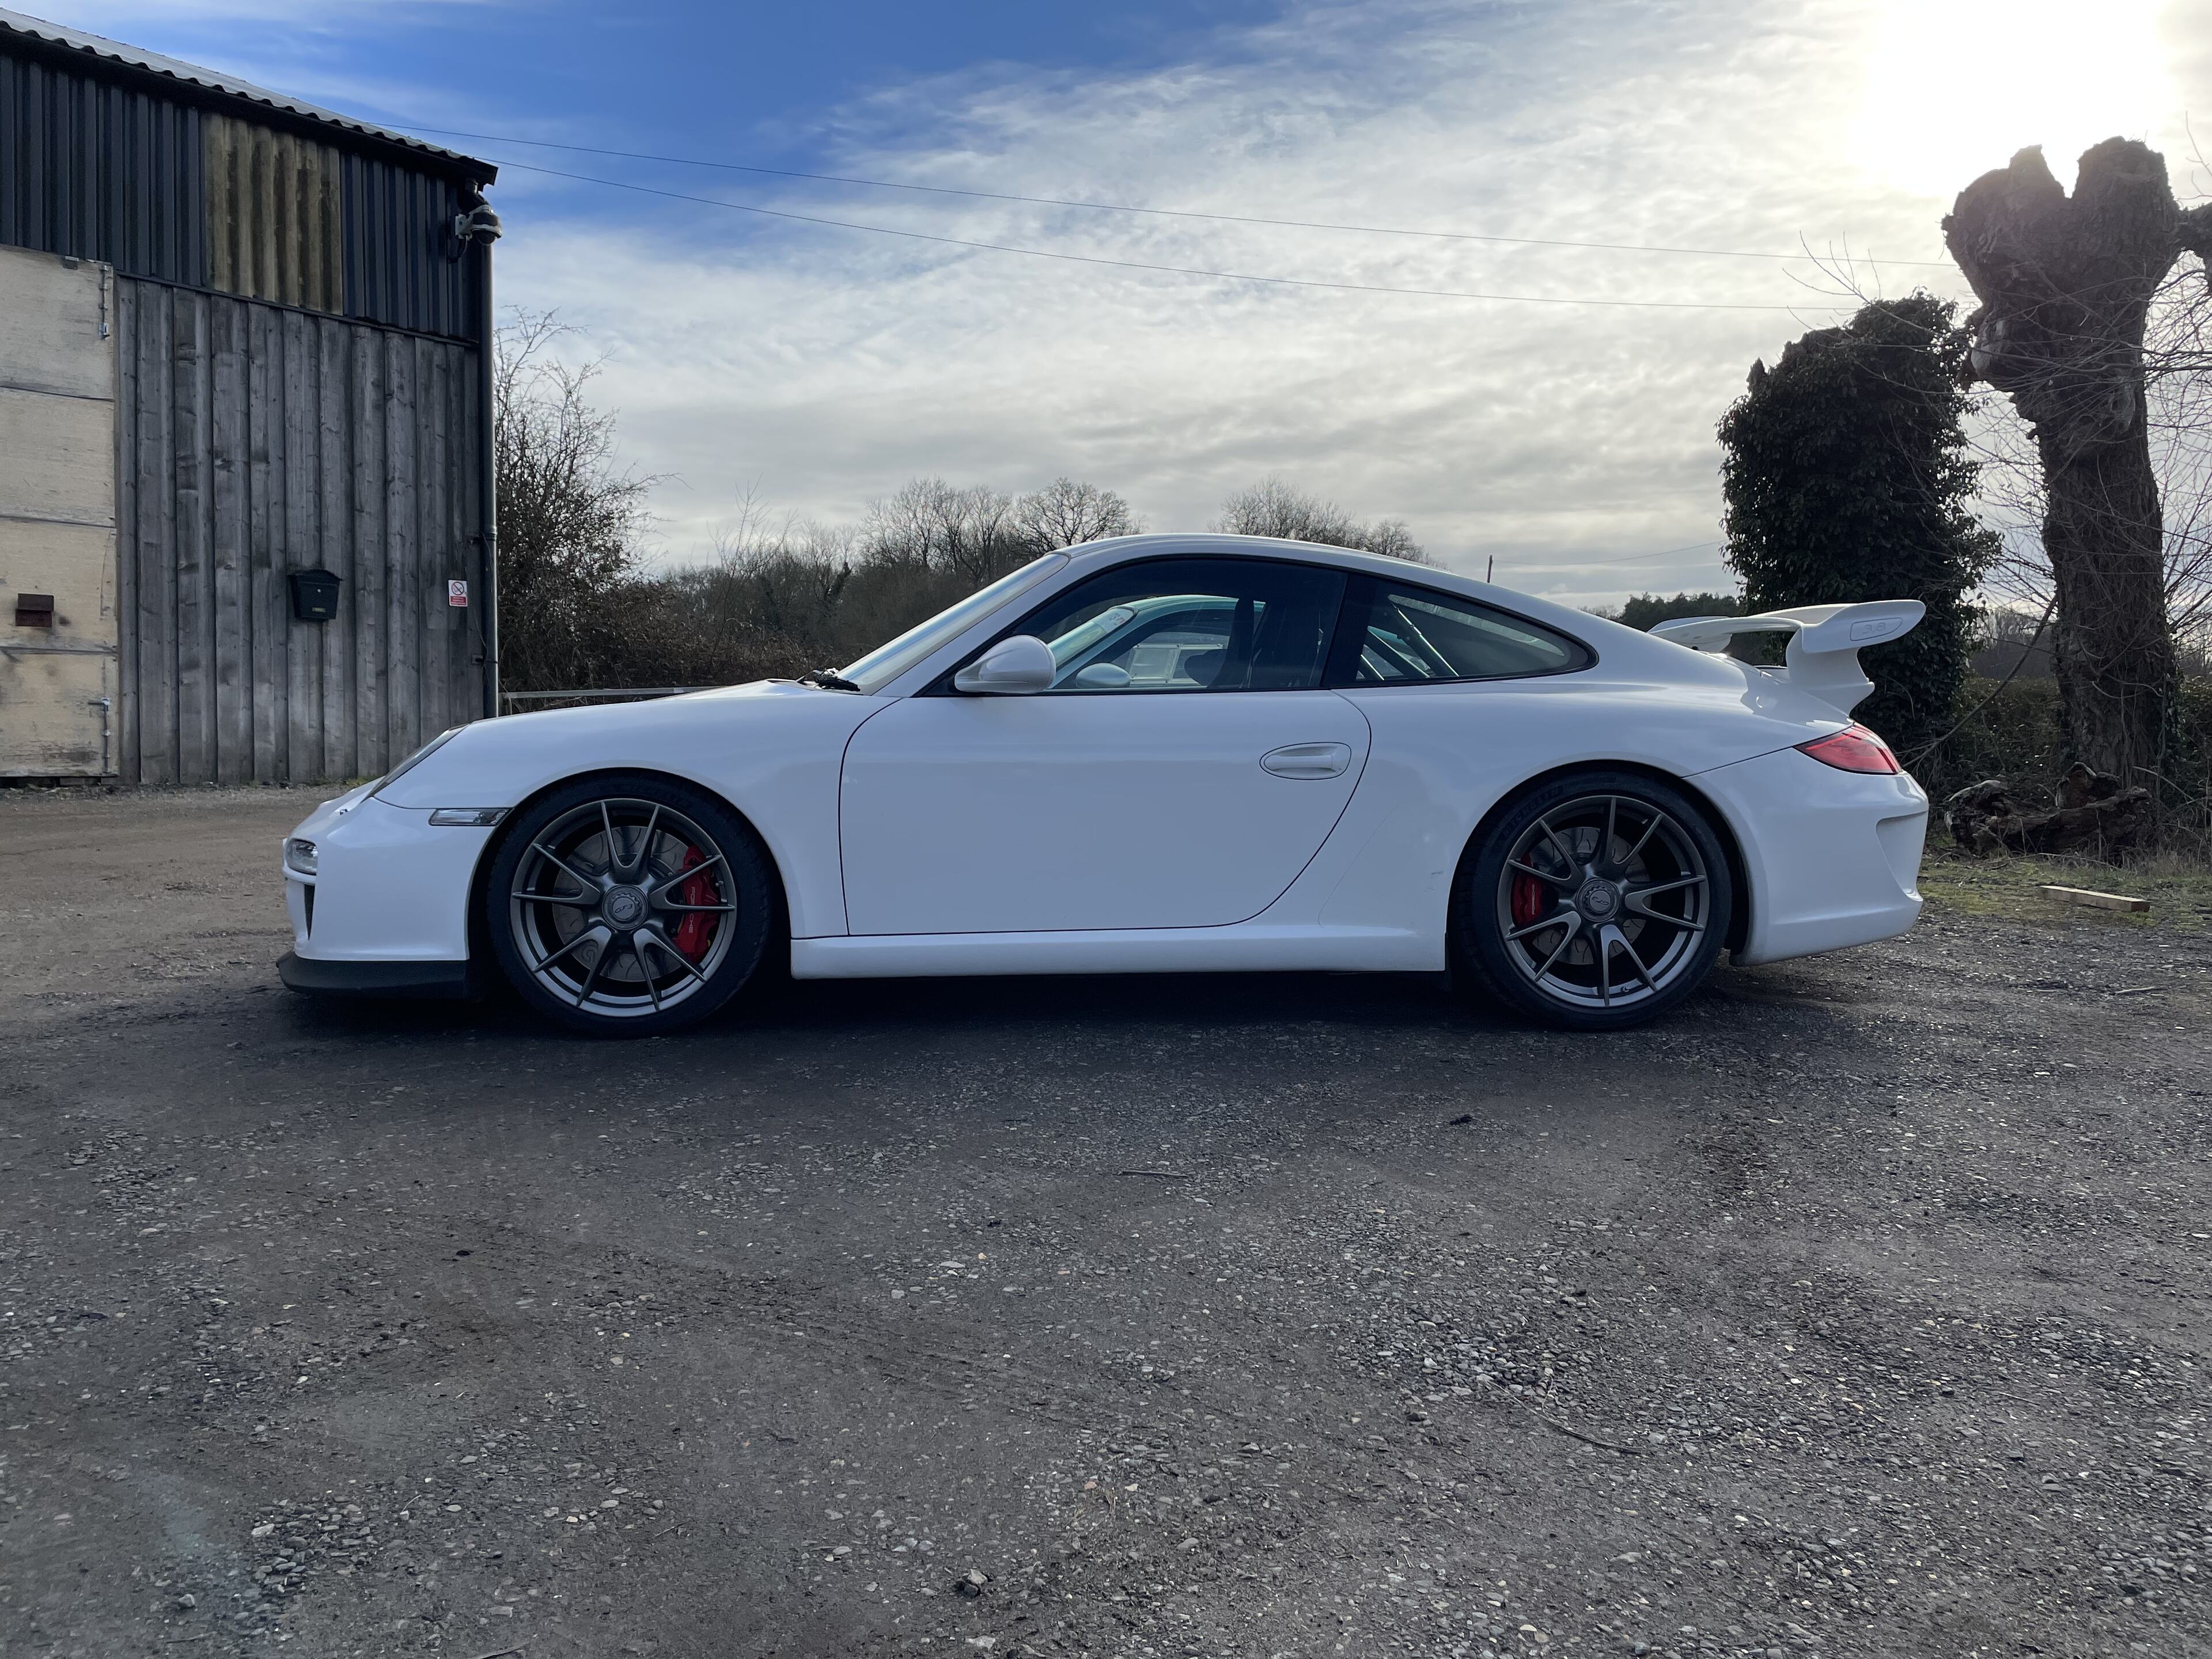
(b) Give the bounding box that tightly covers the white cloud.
[506,0,2026,603]
[28,0,2209,605]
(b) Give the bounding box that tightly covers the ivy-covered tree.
[1718,295,1999,759]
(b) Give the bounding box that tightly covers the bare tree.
[494,312,656,692]
[859,479,1024,584]
[1943,140,2212,784]
[699,497,854,665]
[1214,476,1429,563]
[1013,476,1140,551]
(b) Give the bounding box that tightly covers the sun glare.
[1854,0,2174,201]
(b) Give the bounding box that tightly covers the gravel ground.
[1,785,2207,1659]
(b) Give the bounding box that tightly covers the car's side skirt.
[791,924,1438,980]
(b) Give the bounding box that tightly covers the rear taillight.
[1797,724,1900,775]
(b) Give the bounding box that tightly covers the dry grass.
[1919,843,2212,931]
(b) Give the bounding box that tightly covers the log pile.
[1942,764,2150,857]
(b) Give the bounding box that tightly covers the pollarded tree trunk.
[2039,416,2169,780]
[1943,140,2212,789]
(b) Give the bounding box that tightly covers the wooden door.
[0,246,118,777]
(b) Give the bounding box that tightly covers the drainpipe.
[453,189,503,722]
[477,224,499,722]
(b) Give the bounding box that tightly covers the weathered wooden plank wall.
[202,113,344,315]
[114,276,484,785]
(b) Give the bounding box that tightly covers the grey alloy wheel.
[1456,770,1732,1031]
[487,777,773,1034]
[1495,792,1713,1013]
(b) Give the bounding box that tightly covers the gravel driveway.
[1,786,2207,1659]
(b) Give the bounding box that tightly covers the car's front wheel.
[1455,770,1732,1031]
[483,774,774,1035]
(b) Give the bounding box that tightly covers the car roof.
[1041,534,1774,694]
[867,532,1730,700]
[1054,533,1601,637]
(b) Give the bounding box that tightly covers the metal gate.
[0,243,117,777]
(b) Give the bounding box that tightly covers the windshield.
[837,554,1071,693]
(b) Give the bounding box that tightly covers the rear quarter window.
[1336,580,1593,684]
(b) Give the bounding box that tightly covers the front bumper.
[281,791,497,990]
[278,953,476,999]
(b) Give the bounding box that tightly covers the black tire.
[1453,769,1732,1031]
[483,772,775,1036]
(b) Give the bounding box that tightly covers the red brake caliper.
[1511,872,1547,929]
[671,846,718,961]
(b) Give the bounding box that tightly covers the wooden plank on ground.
[2040,885,2150,914]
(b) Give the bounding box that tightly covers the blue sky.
[27,1,2211,601]
[77,3,1295,173]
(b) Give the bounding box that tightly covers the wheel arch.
[464,766,796,977]
[1450,759,1753,956]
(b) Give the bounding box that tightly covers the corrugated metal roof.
[0,6,494,180]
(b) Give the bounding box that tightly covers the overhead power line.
[408,124,1955,271]
[1577,540,1724,566]
[491,160,1832,313]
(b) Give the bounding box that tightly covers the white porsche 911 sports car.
[277,533,1930,1033]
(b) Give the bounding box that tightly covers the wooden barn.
[0,9,500,783]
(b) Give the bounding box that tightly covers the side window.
[995,557,1349,692]
[1337,580,1591,684]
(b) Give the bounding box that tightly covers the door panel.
[840,692,1370,934]
[0,248,118,779]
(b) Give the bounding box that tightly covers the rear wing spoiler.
[1650,600,1923,717]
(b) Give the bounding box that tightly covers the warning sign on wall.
[448,580,469,607]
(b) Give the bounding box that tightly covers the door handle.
[1260,741,1353,779]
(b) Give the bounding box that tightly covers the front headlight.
[285,838,319,876]
[373,726,463,799]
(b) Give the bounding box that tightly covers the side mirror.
[953,635,1056,695]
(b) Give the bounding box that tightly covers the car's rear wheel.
[484,774,773,1035]
[1455,770,1732,1031]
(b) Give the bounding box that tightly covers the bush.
[1593,592,1745,631]
[1919,676,2212,851]
[1918,679,2065,802]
